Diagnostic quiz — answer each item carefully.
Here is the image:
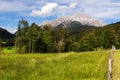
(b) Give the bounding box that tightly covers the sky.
[0,0,120,33]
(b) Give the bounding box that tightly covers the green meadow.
[0,50,109,80]
[113,50,120,80]
[2,47,14,54]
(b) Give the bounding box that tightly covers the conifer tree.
[53,26,68,52]
[15,19,29,53]
[80,33,97,51]
[103,28,117,49]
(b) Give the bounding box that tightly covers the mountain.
[41,13,105,33]
[42,13,105,27]
[0,27,14,40]
[57,21,95,33]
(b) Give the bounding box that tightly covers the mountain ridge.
[41,13,105,27]
[0,27,14,40]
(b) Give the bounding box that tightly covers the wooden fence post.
[108,46,115,80]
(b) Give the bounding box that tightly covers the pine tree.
[80,33,97,51]
[27,23,40,53]
[103,28,117,49]
[15,19,29,53]
[41,25,53,52]
[53,26,69,52]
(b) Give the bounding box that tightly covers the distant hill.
[0,27,15,46]
[105,22,120,28]
[0,27,14,40]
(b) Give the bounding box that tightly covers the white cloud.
[0,1,29,12]
[58,5,68,10]
[69,2,78,9]
[74,0,120,19]
[1,0,119,20]
[30,2,58,17]
[30,2,78,17]
[0,0,120,24]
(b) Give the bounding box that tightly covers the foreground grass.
[113,50,120,80]
[0,51,109,80]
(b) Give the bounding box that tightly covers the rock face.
[41,13,105,27]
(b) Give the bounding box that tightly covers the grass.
[0,50,109,80]
[113,50,120,80]
[2,47,14,54]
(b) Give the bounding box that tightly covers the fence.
[108,46,115,80]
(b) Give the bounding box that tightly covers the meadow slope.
[0,51,109,80]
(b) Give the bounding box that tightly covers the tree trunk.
[29,41,32,53]
[32,41,34,53]
[14,39,17,54]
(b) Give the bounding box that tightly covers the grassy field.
[0,51,109,80]
[2,47,14,54]
[113,50,120,80]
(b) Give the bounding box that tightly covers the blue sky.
[0,0,120,33]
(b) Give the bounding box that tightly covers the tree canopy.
[15,19,120,53]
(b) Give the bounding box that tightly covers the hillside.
[104,22,120,33]
[0,27,15,46]
[0,27,14,40]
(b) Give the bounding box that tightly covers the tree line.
[15,19,120,53]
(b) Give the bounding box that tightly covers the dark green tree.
[103,28,117,49]
[15,19,29,53]
[27,23,40,53]
[80,33,97,51]
[41,25,54,52]
[53,26,69,52]
[116,27,120,48]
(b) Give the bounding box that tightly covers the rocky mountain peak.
[41,13,105,27]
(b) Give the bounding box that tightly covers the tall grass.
[2,47,14,54]
[0,51,109,80]
[113,50,120,80]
